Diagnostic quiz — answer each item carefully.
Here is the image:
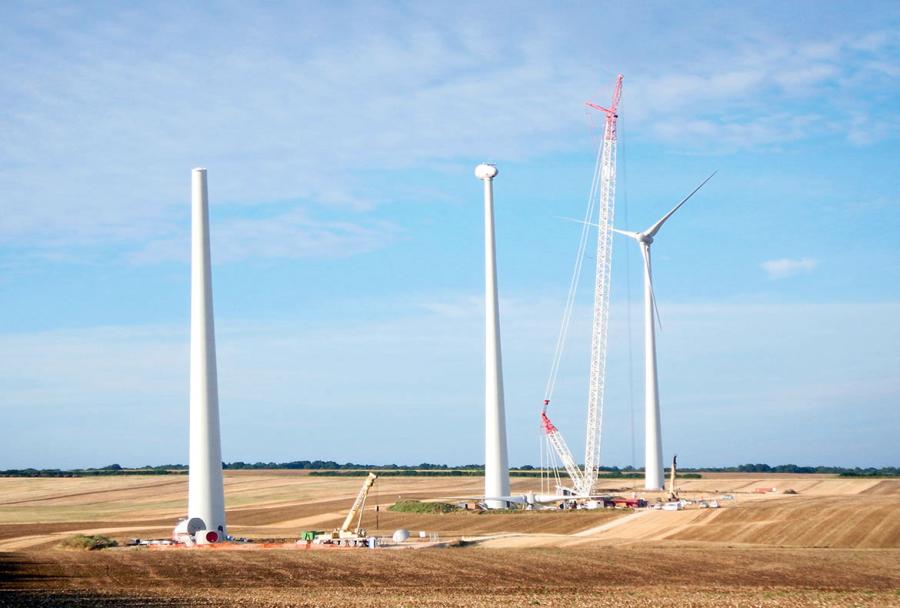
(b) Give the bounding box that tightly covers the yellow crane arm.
[668,455,678,499]
[340,472,378,534]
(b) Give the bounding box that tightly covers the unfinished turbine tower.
[184,167,227,543]
[476,163,510,509]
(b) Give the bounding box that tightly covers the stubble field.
[0,472,898,607]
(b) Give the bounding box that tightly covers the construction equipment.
[541,75,622,497]
[315,473,377,546]
[667,454,678,501]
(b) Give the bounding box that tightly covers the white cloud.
[1,6,898,260]
[761,257,818,279]
[0,5,596,259]
[628,29,900,148]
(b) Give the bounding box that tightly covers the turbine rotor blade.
[611,227,641,239]
[645,171,717,238]
[555,215,602,229]
[640,244,663,332]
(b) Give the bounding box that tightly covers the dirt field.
[0,472,898,607]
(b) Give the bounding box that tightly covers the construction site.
[3,0,900,600]
[1,74,896,608]
[162,76,733,548]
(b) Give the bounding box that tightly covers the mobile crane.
[667,454,679,501]
[312,472,377,546]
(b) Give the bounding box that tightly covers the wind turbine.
[613,172,716,490]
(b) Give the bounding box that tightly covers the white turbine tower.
[187,168,227,541]
[476,162,510,509]
[614,172,716,490]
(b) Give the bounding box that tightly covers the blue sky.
[1,1,898,469]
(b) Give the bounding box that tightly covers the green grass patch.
[388,500,458,514]
[60,534,118,550]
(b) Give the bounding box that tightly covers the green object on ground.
[61,534,118,550]
[388,500,457,514]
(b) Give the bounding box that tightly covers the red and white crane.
[541,75,622,497]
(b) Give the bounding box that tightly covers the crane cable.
[542,139,605,407]
[619,99,637,468]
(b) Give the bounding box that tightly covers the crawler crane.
[541,75,622,498]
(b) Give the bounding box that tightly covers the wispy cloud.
[0,5,594,258]
[1,5,898,261]
[1,296,898,468]
[132,207,398,264]
[631,31,900,148]
[761,257,818,279]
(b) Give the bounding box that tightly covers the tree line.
[1,462,896,478]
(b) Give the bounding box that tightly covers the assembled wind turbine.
[613,171,716,489]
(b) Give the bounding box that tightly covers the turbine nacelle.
[611,228,652,244]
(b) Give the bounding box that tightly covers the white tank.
[392,528,410,543]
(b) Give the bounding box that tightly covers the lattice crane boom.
[540,75,622,497]
[580,74,622,495]
[541,402,583,490]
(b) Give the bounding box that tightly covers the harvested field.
[0,475,623,550]
[862,479,900,495]
[1,545,898,607]
[0,472,898,607]
[1,473,898,550]
[665,495,900,548]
